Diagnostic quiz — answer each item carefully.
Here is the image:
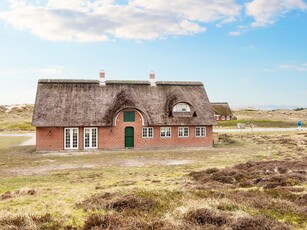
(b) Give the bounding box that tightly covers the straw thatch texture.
[32,80,216,127]
[210,102,233,116]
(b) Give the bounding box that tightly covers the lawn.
[0,132,306,229]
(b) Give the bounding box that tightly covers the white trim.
[178,127,189,138]
[64,128,79,150]
[195,127,206,137]
[142,127,154,138]
[160,127,171,138]
[113,109,145,126]
[84,127,98,149]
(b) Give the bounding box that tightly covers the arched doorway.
[125,127,134,148]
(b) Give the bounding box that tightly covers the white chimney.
[99,70,106,86]
[149,71,156,86]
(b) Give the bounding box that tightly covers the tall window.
[196,127,206,137]
[142,127,153,138]
[173,103,191,112]
[124,111,135,122]
[178,127,189,137]
[64,128,78,149]
[160,127,171,138]
[84,128,98,149]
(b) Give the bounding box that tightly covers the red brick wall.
[36,110,213,151]
[36,127,64,151]
[98,110,213,150]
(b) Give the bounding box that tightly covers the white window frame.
[160,127,171,138]
[142,127,154,138]
[84,127,98,149]
[173,103,191,112]
[178,127,189,138]
[64,128,79,150]
[195,127,206,137]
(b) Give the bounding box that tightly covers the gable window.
[64,128,78,149]
[196,127,206,137]
[124,111,135,122]
[178,127,189,137]
[160,127,171,138]
[142,127,153,138]
[173,103,191,112]
[84,128,98,149]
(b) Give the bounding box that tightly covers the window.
[178,127,189,137]
[196,127,206,137]
[84,128,98,149]
[142,127,153,138]
[173,103,191,112]
[160,127,171,138]
[221,116,225,120]
[64,128,78,149]
[124,111,135,122]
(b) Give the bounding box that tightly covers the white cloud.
[279,63,307,71]
[0,0,241,41]
[246,0,307,27]
[228,31,241,36]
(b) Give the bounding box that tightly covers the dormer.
[172,102,196,117]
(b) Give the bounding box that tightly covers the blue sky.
[0,0,306,108]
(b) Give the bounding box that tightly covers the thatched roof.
[32,79,216,127]
[211,102,233,116]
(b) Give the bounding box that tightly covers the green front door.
[125,127,134,148]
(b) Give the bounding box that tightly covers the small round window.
[173,103,191,112]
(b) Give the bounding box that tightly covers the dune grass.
[0,133,306,229]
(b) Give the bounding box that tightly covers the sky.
[0,0,306,109]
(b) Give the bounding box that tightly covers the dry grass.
[0,131,306,229]
[0,105,34,131]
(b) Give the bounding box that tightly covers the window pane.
[184,128,189,136]
[85,129,90,148]
[124,111,135,122]
[142,128,147,138]
[148,128,153,137]
[73,129,78,148]
[92,129,97,148]
[65,129,70,148]
[166,128,171,137]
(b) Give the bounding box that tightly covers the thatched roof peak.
[38,79,204,86]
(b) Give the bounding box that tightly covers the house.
[32,72,216,151]
[211,102,233,121]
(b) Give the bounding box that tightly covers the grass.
[217,119,297,128]
[0,122,35,131]
[0,132,306,229]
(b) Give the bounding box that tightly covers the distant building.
[211,102,233,121]
[32,71,216,151]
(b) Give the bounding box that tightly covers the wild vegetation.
[0,131,306,229]
[0,105,34,131]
